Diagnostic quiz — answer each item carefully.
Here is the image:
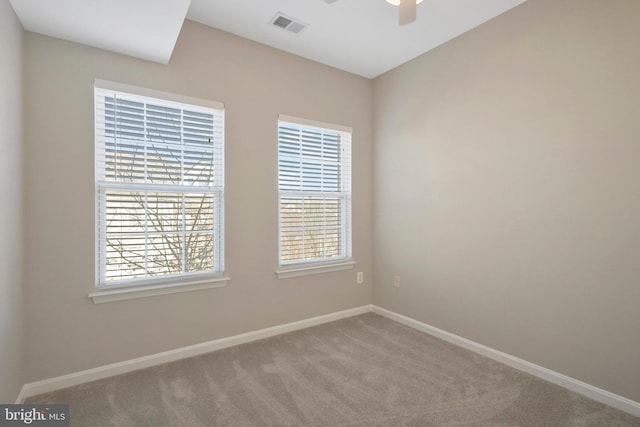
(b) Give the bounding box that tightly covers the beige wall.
[373,0,640,402]
[0,0,24,403]
[23,20,373,382]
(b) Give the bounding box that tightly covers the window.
[277,115,352,275]
[94,80,225,294]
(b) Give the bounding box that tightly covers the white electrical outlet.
[357,272,364,284]
[393,275,400,288]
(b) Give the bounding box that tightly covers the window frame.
[91,80,228,303]
[276,114,354,278]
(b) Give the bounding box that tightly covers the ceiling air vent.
[270,13,308,35]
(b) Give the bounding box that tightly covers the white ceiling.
[9,0,191,64]
[10,0,528,78]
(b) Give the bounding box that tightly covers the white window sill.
[276,261,355,279]
[89,276,230,304]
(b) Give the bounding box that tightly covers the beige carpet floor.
[27,313,640,426]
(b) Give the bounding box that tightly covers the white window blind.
[95,82,224,288]
[278,116,352,266]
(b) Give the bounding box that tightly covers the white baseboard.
[372,305,640,418]
[18,305,373,402]
[14,385,28,404]
[16,303,640,418]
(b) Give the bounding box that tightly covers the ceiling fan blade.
[399,0,417,25]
